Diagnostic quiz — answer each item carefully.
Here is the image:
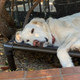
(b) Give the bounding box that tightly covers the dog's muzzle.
[33,35,55,47]
[33,40,44,47]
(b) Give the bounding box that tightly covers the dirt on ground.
[0,36,80,72]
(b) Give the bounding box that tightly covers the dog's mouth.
[33,40,45,47]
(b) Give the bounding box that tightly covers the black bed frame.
[4,0,80,71]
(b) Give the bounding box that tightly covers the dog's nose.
[33,40,44,47]
[33,40,40,46]
[45,37,48,42]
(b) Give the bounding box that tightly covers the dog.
[15,12,80,67]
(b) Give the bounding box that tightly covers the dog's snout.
[33,40,44,47]
[45,37,48,42]
[33,40,40,47]
[35,41,38,44]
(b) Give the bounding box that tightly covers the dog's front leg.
[56,34,79,67]
[57,48,74,67]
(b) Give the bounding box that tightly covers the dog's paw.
[63,63,74,68]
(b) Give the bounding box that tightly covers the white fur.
[15,12,80,67]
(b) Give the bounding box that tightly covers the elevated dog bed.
[4,0,80,71]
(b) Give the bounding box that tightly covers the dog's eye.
[31,28,34,34]
[26,40,29,42]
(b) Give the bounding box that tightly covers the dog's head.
[15,18,51,47]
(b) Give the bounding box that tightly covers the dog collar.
[52,34,55,44]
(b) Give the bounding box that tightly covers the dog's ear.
[15,31,23,43]
[30,18,45,26]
